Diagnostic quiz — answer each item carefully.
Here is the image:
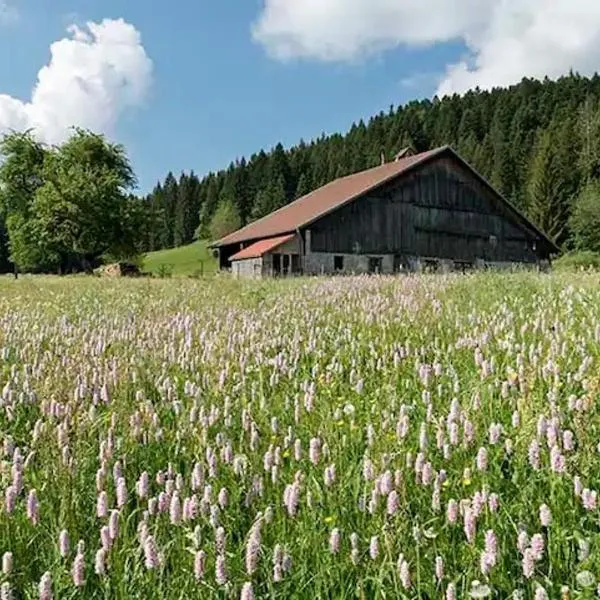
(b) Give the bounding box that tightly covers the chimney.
[395,146,416,161]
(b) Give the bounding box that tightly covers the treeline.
[140,72,600,254]
[3,73,600,273]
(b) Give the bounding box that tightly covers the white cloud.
[253,0,600,96]
[0,18,152,144]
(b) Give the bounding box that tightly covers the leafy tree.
[0,128,140,272]
[569,181,600,252]
[209,199,241,242]
[0,218,10,273]
[0,131,48,270]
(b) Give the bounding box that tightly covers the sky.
[1,1,600,193]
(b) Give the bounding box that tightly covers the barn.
[211,146,558,277]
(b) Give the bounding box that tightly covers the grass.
[0,271,599,598]
[142,240,217,276]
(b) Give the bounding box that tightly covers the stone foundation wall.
[303,253,394,275]
[231,257,263,278]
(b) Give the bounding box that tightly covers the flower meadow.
[1,272,600,599]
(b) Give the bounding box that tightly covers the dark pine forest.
[2,73,600,272]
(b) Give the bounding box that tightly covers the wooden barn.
[211,146,558,277]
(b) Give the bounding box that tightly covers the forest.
[2,72,600,272]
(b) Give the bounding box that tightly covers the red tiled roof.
[229,234,295,261]
[212,147,446,247]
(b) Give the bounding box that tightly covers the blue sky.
[0,0,596,192]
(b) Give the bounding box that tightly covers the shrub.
[553,251,600,271]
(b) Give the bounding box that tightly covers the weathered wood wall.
[309,156,550,263]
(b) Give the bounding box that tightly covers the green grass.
[142,240,217,276]
[2,272,600,598]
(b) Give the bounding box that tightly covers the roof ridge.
[213,146,445,247]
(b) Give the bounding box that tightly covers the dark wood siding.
[309,156,548,263]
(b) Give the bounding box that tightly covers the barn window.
[368,257,383,274]
[334,256,344,271]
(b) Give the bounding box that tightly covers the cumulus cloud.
[252,0,600,96]
[0,18,153,144]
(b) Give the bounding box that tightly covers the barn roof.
[212,147,442,248]
[212,145,559,254]
[229,234,295,261]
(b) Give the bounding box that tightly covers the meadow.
[0,272,599,599]
[142,241,216,277]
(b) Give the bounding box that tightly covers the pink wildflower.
[435,556,444,581]
[476,447,488,471]
[116,477,127,508]
[528,440,541,470]
[324,464,336,487]
[329,528,341,554]
[522,548,536,578]
[550,445,565,473]
[517,531,529,554]
[240,582,254,600]
[109,510,119,540]
[4,486,16,515]
[563,430,574,451]
[143,536,160,570]
[94,548,106,576]
[194,550,206,581]
[582,488,597,511]
[59,529,70,557]
[463,507,476,543]
[96,491,108,518]
[101,525,112,551]
[530,534,545,560]
[215,554,227,585]
[446,582,456,600]
[169,492,182,525]
[27,489,39,525]
[71,551,85,587]
[309,438,321,465]
[539,504,552,527]
[136,472,149,498]
[38,572,52,600]
[1,582,11,600]
[369,536,379,560]
[245,521,262,575]
[2,552,12,575]
[447,499,458,524]
[399,559,411,589]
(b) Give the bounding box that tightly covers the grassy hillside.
[142,240,217,276]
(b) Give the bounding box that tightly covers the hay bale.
[95,262,141,278]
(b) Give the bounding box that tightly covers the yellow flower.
[462,478,471,486]
[324,516,334,524]
[442,479,450,488]
[282,450,290,458]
